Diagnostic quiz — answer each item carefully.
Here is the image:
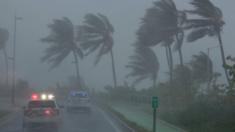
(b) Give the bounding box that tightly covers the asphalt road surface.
[0,106,123,132]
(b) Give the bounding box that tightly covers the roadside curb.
[97,103,137,132]
[0,107,20,127]
[158,119,186,132]
[106,103,187,132]
[0,112,13,127]
[106,108,136,132]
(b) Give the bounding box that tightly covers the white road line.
[96,107,122,132]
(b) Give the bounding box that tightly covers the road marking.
[96,107,121,132]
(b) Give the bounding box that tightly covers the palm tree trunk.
[110,49,117,89]
[153,74,157,89]
[176,35,184,66]
[165,47,170,69]
[3,48,8,89]
[167,45,173,84]
[178,48,183,66]
[217,31,230,86]
[72,50,81,89]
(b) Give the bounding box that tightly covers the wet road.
[0,106,122,132]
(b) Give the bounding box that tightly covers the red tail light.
[44,109,51,115]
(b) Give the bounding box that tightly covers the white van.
[66,91,91,113]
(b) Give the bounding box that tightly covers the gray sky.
[0,0,235,90]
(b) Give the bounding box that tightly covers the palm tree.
[0,28,9,88]
[41,17,83,87]
[190,52,213,87]
[137,0,186,66]
[162,38,174,83]
[126,46,159,88]
[185,0,228,84]
[79,13,117,89]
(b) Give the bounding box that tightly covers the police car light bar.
[48,94,54,100]
[41,94,47,100]
[31,93,39,100]
[31,93,55,100]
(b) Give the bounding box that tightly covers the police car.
[66,91,91,113]
[22,93,62,132]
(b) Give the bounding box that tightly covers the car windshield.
[28,100,56,108]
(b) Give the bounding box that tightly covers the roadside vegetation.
[0,0,235,132]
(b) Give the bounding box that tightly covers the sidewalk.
[109,102,185,132]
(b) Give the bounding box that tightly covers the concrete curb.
[106,108,136,132]
[108,103,187,132]
[0,107,20,127]
[98,103,136,132]
[0,112,13,127]
[158,119,186,132]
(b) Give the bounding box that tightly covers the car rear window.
[28,100,56,108]
[71,92,88,98]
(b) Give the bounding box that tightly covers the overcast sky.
[0,0,235,90]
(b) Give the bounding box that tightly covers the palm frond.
[137,0,184,47]
[185,0,225,43]
[41,17,78,69]
[190,51,213,82]
[81,13,114,65]
[187,28,209,42]
[83,13,108,33]
[184,19,213,30]
[126,46,159,85]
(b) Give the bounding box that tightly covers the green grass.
[108,102,185,132]
[106,105,150,132]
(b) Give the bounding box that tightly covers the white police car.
[23,93,62,132]
[66,91,91,113]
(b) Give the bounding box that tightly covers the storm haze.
[0,0,235,89]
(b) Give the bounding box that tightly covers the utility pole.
[11,11,22,105]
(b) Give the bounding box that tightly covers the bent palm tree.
[80,13,117,88]
[185,0,228,84]
[162,38,174,83]
[0,28,9,88]
[137,0,186,66]
[126,46,159,88]
[190,52,213,86]
[41,17,83,87]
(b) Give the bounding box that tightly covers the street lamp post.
[11,11,22,105]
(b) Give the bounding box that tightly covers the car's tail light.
[43,108,59,116]
[44,109,51,115]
